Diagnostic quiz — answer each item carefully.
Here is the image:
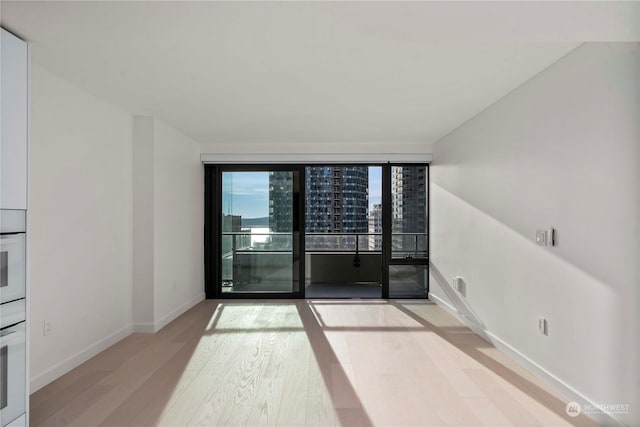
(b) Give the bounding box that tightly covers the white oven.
[0,320,26,427]
[0,211,26,304]
[0,209,27,427]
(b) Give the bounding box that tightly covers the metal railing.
[306,232,427,258]
[222,232,292,255]
[305,232,382,253]
[221,231,428,286]
[222,231,428,257]
[390,232,428,259]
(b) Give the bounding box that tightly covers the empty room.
[0,1,638,426]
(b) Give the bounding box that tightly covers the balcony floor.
[305,282,382,298]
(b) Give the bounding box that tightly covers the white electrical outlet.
[536,230,547,246]
[452,277,463,292]
[537,317,548,335]
[43,320,52,336]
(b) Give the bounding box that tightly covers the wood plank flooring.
[30,300,599,426]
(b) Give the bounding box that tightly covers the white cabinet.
[1,28,28,210]
[0,27,29,427]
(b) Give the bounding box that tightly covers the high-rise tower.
[305,166,368,233]
[392,166,427,251]
[268,171,294,232]
[368,203,383,250]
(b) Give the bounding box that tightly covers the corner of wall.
[133,116,205,332]
[132,116,156,327]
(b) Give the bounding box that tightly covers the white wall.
[152,118,204,328]
[430,43,639,425]
[29,64,134,391]
[132,116,204,332]
[132,117,155,328]
[30,67,205,391]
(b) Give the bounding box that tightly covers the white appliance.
[1,27,29,427]
[0,320,26,427]
[0,211,26,304]
[0,210,27,427]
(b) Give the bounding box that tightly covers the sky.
[368,166,381,209]
[222,167,382,219]
[222,171,270,219]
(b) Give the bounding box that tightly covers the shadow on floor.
[30,298,598,426]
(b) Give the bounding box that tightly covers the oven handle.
[0,329,24,346]
[0,234,24,246]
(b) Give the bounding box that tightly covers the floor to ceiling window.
[304,165,383,298]
[206,166,303,297]
[204,163,428,299]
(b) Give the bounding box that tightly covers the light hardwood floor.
[30,300,599,427]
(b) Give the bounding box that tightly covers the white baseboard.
[133,292,205,333]
[132,322,155,333]
[428,292,625,427]
[153,293,205,332]
[29,324,133,393]
[30,294,207,393]
[428,292,494,341]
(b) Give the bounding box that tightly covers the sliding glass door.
[205,163,428,299]
[384,165,429,298]
[304,165,383,298]
[205,166,303,297]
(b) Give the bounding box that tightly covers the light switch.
[547,228,556,246]
[536,230,547,246]
[538,317,548,335]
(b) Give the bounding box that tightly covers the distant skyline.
[222,167,382,220]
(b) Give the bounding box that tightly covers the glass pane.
[221,171,295,293]
[391,166,427,259]
[304,166,382,298]
[389,265,428,298]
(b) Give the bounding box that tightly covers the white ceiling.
[1,1,638,146]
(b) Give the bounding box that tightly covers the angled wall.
[430,43,639,425]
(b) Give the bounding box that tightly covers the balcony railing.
[222,231,292,255]
[221,231,428,286]
[390,232,428,259]
[222,231,428,258]
[305,232,382,253]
